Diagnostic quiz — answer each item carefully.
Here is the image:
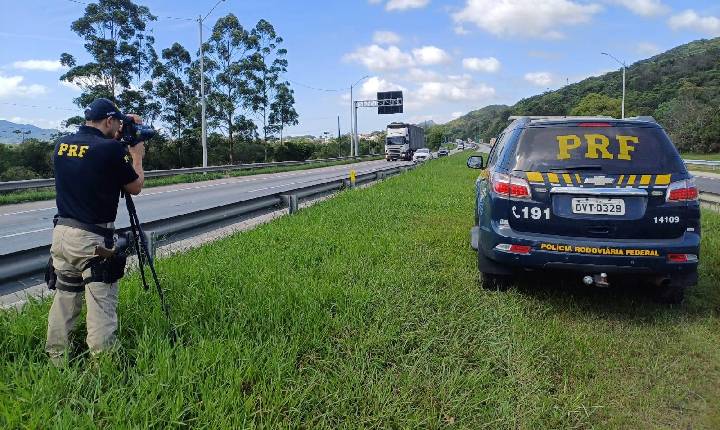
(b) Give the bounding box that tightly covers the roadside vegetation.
[0,156,382,206]
[433,37,720,155]
[1,154,718,427]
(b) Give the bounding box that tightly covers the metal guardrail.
[0,155,378,192]
[0,163,414,284]
[685,159,720,168]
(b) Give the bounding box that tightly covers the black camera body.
[120,118,157,146]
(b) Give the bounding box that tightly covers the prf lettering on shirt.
[556,134,638,161]
[57,143,90,158]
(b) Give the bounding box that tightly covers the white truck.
[385,122,425,161]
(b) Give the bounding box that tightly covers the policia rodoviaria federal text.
[45,98,151,364]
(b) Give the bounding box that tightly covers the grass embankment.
[1,155,719,428]
[0,157,382,206]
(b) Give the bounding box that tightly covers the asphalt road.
[1,155,718,256]
[694,175,720,195]
[0,159,412,255]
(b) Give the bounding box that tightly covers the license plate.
[571,198,625,215]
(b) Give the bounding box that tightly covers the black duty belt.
[55,217,114,240]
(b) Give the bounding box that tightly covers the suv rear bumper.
[471,222,700,275]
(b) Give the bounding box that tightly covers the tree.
[246,19,288,157]
[204,13,257,163]
[570,93,622,117]
[153,43,196,140]
[268,82,298,144]
[59,0,158,117]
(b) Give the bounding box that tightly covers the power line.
[287,79,344,93]
[0,102,77,112]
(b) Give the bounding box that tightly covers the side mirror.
[467,155,485,170]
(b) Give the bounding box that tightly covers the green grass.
[0,157,382,206]
[1,154,719,428]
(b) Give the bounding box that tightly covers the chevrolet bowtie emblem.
[584,175,615,186]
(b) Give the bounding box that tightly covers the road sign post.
[352,91,403,156]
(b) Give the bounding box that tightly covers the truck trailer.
[385,122,425,161]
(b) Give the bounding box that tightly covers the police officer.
[46,98,146,363]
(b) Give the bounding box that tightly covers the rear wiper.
[550,165,602,171]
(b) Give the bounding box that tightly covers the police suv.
[468,116,700,303]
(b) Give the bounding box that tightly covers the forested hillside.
[439,37,720,153]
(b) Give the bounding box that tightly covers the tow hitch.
[582,273,609,288]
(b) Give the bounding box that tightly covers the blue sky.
[1,0,719,137]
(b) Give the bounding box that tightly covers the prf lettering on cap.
[57,144,90,158]
[556,134,638,161]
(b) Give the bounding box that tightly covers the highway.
[694,173,720,195]
[1,156,718,257]
[0,159,412,256]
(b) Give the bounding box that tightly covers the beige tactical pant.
[46,224,118,360]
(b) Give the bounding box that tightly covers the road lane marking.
[0,227,53,239]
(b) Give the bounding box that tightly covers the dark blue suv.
[468,117,701,303]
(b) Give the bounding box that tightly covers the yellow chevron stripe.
[627,175,636,185]
[640,175,651,185]
[562,173,573,185]
[655,174,671,185]
[547,172,560,184]
[618,175,625,186]
[575,174,582,184]
[526,171,544,183]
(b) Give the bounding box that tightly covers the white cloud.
[344,44,415,71]
[385,0,429,11]
[635,42,660,56]
[454,25,470,35]
[59,80,82,92]
[0,74,46,98]
[416,74,495,103]
[358,76,406,99]
[524,72,554,86]
[668,10,720,37]
[453,0,602,39]
[12,60,66,72]
[607,0,668,17]
[412,46,451,65]
[404,68,442,82]
[373,30,401,45]
[462,57,501,73]
[451,111,464,119]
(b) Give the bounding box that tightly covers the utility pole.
[601,52,626,119]
[337,115,340,140]
[199,16,207,168]
[198,0,225,168]
[349,75,369,157]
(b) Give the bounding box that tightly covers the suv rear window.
[510,125,685,174]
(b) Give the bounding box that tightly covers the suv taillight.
[491,172,531,199]
[666,178,698,202]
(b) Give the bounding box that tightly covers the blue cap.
[84,98,128,121]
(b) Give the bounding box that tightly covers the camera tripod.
[124,193,177,344]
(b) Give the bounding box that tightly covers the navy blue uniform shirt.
[53,125,139,224]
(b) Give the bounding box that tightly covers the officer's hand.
[128,142,145,162]
[125,113,143,125]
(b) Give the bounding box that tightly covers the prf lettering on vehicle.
[556,134,638,161]
[57,143,90,158]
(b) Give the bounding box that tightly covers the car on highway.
[413,148,432,163]
[438,148,449,157]
[457,143,465,151]
[467,116,700,303]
